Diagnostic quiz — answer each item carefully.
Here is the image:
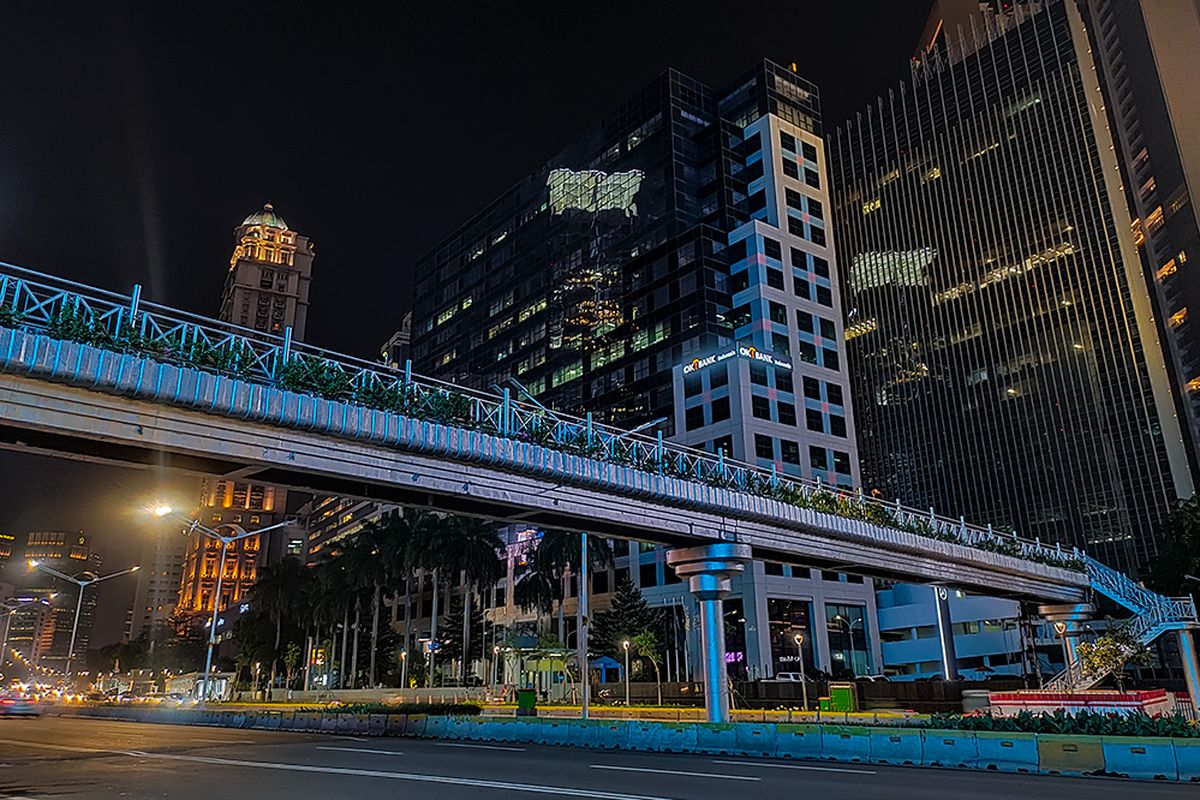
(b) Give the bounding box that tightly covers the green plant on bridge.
[0,305,24,327]
[280,357,353,400]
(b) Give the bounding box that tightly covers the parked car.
[0,693,42,717]
[773,672,808,682]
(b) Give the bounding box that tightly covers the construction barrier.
[974,731,1039,773]
[921,729,978,768]
[1100,736,1177,781]
[1036,734,1106,776]
[52,706,1200,782]
[868,728,923,766]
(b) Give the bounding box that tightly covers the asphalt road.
[0,716,1194,799]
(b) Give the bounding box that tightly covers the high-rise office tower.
[830,0,1193,577]
[15,531,101,672]
[127,525,188,642]
[411,61,881,681]
[1083,0,1200,475]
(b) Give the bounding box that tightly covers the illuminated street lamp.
[1054,621,1070,670]
[492,645,501,696]
[1,596,54,669]
[152,505,294,706]
[400,650,408,690]
[622,639,631,707]
[28,561,138,676]
[793,632,808,711]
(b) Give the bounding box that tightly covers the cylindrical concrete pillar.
[667,542,752,724]
[1178,629,1200,714]
[698,597,729,723]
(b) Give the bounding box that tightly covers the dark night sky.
[0,2,929,646]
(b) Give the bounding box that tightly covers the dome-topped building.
[220,202,314,340]
[242,202,289,231]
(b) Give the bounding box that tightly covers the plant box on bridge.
[989,688,1175,717]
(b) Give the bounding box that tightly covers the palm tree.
[248,555,307,695]
[436,515,504,683]
[378,508,436,669]
[532,532,614,644]
[312,553,352,688]
[339,529,387,688]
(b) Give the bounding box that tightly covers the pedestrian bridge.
[2,261,1197,719]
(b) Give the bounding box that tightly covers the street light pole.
[623,639,631,707]
[793,633,808,711]
[153,506,293,706]
[28,561,139,677]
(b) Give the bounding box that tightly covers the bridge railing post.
[501,388,512,437]
[273,326,293,381]
[129,283,142,321]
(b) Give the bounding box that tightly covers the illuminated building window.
[1157,259,1178,281]
[1170,307,1188,328]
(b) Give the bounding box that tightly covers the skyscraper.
[15,531,100,672]
[410,61,881,681]
[830,0,1193,577]
[175,204,313,623]
[1083,0,1200,475]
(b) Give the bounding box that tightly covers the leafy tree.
[589,578,663,658]
[438,594,486,672]
[284,642,302,690]
[1077,618,1154,692]
[1152,495,1200,597]
[631,630,663,706]
[249,555,308,692]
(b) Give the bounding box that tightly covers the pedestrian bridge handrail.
[0,261,1084,574]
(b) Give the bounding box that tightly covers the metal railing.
[0,260,1087,573]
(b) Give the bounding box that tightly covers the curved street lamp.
[28,561,139,677]
[153,506,294,705]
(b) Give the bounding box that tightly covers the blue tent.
[590,655,623,684]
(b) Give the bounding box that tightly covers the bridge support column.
[1179,630,1200,713]
[933,586,960,681]
[667,543,751,724]
[1038,603,1095,672]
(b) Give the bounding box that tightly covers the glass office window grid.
[829,0,1190,572]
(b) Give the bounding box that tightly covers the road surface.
[0,715,1193,799]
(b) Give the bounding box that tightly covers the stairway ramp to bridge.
[1044,555,1198,692]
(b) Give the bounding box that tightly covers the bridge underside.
[0,369,1086,603]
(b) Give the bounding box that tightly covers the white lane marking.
[336,736,370,742]
[121,750,677,799]
[712,759,877,775]
[191,738,257,745]
[318,746,404,756]
[590,764,760,782]
[432,741,526,753]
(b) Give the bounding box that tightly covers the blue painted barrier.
[974,731,1038,773]
[568,719,628,749]
[652,723,699,753]
[1101,737,1178,781]
[921,729,978,768]
[694,723,738,755]
[820,725,870,763]
[734,723,777,757]
[421,715,448,739]
[774,724,823,760]
[1173,738,1200,782]
[534,719,572,746]
[868,728,922,766]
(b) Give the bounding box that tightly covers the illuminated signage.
[547,168,645,217]
[682,344,792,374]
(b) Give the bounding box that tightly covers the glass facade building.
[829,0,1193,575]
[411,60,881,681]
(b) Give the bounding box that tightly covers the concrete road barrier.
[820,725,870,763]
[1036,734,1105,776]
[974,731,1039,773]
[868,728,922,766]
[1100,737,1178,781]
[774,724,823,760]
[921,729,978,768]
